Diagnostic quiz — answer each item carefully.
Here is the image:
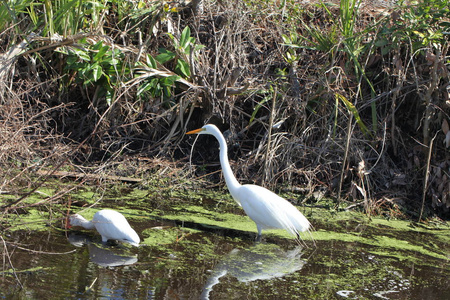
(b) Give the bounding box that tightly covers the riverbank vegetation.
[1,0,449,223]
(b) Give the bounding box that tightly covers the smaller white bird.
[69,209,140,247]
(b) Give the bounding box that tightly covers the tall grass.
[0,0,449,218]
[275,0,449,215]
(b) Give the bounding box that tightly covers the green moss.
[1,180,448,274]
[5,209,55,231]
[153,204,259,235]
[141,227,187,246]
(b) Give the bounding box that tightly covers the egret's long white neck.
[71,215,95,230]
[210,129,241,194]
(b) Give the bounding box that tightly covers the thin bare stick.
[336,114,354,209]
[0,235,23,288]
[6,243,77,255]
[262,87,277,186]
[419,132,437,222]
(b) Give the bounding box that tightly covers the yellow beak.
[186,128,204,134]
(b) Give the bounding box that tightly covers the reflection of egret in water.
[201,243,306,299]
[68,232,138,267]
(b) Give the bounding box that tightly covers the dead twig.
[0,235,23,288]
[419,132,438,222]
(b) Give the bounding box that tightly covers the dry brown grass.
[0,0,448,219]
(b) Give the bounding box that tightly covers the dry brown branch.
[35,170,142,183]
[420,132,438,221]
[3,241,77,255]
[0,235,23,288]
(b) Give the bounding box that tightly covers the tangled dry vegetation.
[0,0,449,220]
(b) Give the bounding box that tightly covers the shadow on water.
[1,205,449,299]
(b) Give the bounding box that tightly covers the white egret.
[69,209,140,247]
[186,124,311,244]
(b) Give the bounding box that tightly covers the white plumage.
[69,209,140,247]
[187,124,311,243]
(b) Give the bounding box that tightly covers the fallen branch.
[36,170,142,183]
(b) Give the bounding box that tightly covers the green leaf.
[146,54,157,68]
[55,46,69,55]
[156,49,176,64]
[381,46,390,56]
[249,94,270,124]
[375,39,388,47]
[163,85,171,97]
[175,59,190,78]
[105,56,120,66]
[137,82,151,96]
[92,40,104,51]
[105,90,113,106]
[166,32,174,41]
[69,47,90,62]
[66,55,79,67]
[194,44,205,52]
[162,75,179,86]
[336,93,369,136]
[94,45,109,62]
[180,26,191,50]
[413,30,425,38]
[91,63,103,82]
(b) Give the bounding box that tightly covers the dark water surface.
[1,217,449,300]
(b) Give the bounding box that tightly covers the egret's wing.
[93,210,140,245]
[238,185,310,235]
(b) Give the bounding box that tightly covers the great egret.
[186,124,311,243]
[69,209,140,247]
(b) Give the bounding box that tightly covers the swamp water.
[1,189,449,299]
